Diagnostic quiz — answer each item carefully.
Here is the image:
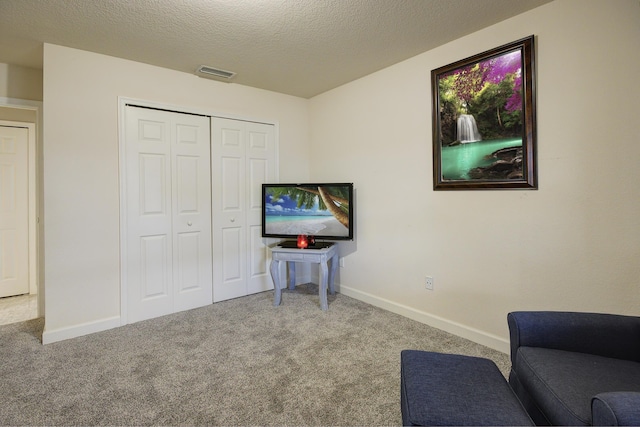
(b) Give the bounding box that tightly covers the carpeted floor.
[0,285,510,426]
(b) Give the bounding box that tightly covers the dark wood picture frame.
[431,35,537,190]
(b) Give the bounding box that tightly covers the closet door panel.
[139,154,168,216]
[212,118,276,301]
[176,231,200,291]
[222,157,242,212]
[140,235,170,299]
[175,155,199,213]
[171,114,212,312]
[245,122,276,294]
[222,227,242,282]
[124,106,212,323]
[249,224,268,278]
[212,118,247,301]
[125,109,173,322]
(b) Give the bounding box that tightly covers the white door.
[0,126,29,298]
[124,106,212,323]
[211,118,276,301]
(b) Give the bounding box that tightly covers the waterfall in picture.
[457,114,482,143]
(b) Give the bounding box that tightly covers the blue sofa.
[508,311,640,425]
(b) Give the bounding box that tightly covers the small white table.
[269,243,339,311]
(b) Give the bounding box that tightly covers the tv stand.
[270,242,338,310]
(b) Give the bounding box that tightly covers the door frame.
[118,97,279,325]
[0,97,42,316]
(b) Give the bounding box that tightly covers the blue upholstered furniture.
[508,311,640,426]
[400,350,533,426]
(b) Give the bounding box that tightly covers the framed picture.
[431,35,537,190]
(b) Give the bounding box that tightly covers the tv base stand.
[269,243,338,310]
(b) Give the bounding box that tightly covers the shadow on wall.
[0,63,43,101]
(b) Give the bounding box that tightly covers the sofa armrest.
[592,392,640,426]
[507,311,640,364]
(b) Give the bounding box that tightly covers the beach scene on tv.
[264,185,350,237]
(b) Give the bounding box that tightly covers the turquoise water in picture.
[264,215,347,237]
[265,215,330,223]
[441,137,522,180]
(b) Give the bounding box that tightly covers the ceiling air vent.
[196,65,236,81]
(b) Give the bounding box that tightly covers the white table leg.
[270,259,282,306]
[287,262,296,290]
[319,259,329,311]
[328,252,339,295]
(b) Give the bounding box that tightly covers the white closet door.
[125,106,212,323]
[211,117,275,302]
[245,122,277,295]
[171,117,213,312]
[0,126,29,298]
[212,118,246,301]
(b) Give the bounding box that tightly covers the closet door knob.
[230,217,236,222]
[187,221,193,226]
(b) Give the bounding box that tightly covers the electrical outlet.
[425,276,434,290]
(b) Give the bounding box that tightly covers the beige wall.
[0,63,43,101]
[42,44,310,342]
[309,0,640,351]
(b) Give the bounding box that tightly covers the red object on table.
[297,234,309,249]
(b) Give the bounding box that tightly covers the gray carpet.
[0,285,510,426]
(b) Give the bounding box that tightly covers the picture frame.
[431,35,537,190]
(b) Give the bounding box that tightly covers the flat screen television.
[262,183,354,241]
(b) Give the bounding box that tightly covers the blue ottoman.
[401,350,533,426]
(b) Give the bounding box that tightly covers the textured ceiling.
[0,0,552,98]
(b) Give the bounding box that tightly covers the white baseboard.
[42,316,121,344]
[339,285,510,354]
[40,287,509,353]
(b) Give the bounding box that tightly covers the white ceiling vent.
[195,65,236,81]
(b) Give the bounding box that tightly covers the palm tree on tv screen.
[270,186,350,228]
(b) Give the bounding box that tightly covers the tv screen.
[262,183,354,241]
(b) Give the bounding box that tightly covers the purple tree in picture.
[484,50,523,111]
[447,50,522,112]
[448,62,489,108]
[438,48,525,145]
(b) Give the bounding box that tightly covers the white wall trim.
[339,285,510,354]
[0,97,42,110]
[42,316,121,344]
[118,99,130,326]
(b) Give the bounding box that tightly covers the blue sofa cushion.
[592,392,640,426]
[401,350,533,426]
[514,347,640,425]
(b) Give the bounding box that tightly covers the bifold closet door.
[211,117,276,302]
[124,106,212,323]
